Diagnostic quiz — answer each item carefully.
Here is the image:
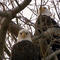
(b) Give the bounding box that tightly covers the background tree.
[0,0,60,60]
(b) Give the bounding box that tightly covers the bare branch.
[43,49,60,60]
[0,0,32,18]
[52,1,60,19]
[8,21,22,37]
[0,2,5,11]
[4,46,11,57]
[9,0,32,18]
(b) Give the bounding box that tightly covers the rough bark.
[0,0,32,59]
[0,17,10,60]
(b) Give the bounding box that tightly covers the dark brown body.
[11,40,41,60]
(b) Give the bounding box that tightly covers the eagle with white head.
[38,6,52,16]
[11,29,41,60]
[18,29,32,42]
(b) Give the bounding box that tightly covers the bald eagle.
[11,29,41,60]
[37,6,60,60]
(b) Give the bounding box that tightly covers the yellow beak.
[21,32,26,38]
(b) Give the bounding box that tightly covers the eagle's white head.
[38,7,52,16]
[17,29,32,42]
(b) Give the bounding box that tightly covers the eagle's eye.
[20,33,22,35]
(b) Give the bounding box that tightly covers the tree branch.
[0,0,32,18]
[0,17,10,60]
[4,46,11,57]
[8,21,22,37]
[10,0,31,18]
[43,49,60,60]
